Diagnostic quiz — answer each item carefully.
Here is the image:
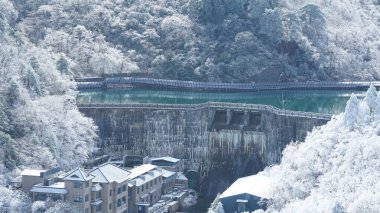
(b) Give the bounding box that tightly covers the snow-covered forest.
[5,0,380,82]
[0,1,98,211]
[249,86,380,213]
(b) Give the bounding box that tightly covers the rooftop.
[30,182,67,194]
[128,164,162,186]
[161,169,176,178]
[21,169,46,177]
[219,171,272,199]
[89,163,130,184]
[176,172,188,181]
[151,157,180,164]
[62,168,94,182]
[128,164,158,180]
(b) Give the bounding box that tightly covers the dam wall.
[78,102,330,195]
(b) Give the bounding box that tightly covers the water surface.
[77,88,366,114]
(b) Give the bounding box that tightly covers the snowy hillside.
[254,86,380,212]
[7,0,380,82]
[0,2,98,210]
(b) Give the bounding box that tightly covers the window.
[109,190,112,196]
[142,185,144,192]
[73,181,83,189]
[85,208,89,213]
[85,181,89,188]
[137,187,139,194]
[96,191,101,199]
[117,199,122,207]
[150,181,152,187]
[35,193,47,201]
[96,204,101,212]
[85,194,89,202]
[122,196,126,204]
[74,195,83,203]
[118,187,122,194]
[109,203,112,210]
[146,183,149,190]
[155,179,157,184]
[122,185,127,192]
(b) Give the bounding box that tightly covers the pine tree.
[6,80,21,107]
[57,56,69,75]
[25,69,42,96]
[0,103,10,133]
[30,56,39,71]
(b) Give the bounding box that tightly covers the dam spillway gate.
[78,102,330,195]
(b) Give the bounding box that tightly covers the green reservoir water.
[77,88,366,114]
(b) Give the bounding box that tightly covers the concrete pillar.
[243,110,250,126]
[226,110,233,125]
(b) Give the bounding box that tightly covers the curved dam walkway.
[77,102,331,121]
[76,77,376,195]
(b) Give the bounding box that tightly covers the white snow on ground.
[182,190,198,207]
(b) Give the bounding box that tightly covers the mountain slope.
[256,86,380,212]
[11,0,380,82]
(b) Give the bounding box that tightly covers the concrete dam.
[78,102,330,195]
[77,77,378,195]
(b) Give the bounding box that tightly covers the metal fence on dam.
[76,76,380,92]
[77,102,332,120]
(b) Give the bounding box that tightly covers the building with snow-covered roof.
[87,163,130,213]
[127,164,163,213]
[25,164,131,213]
[30,182,67,202]
[219,171,272,213]
[21,169,47,193]
[62,168,94,213]
[150,156,182,172]
[161,169,176,194]
[175,172,188,190]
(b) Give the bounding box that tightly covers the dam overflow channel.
[76,77,377,196]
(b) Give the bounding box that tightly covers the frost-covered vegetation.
[251,86,380,212]
[1,0,380,211]
[0,1,97,211]
[7,0,380,82]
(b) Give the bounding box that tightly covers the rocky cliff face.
[79,104,328,195]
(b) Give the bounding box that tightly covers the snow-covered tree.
[258,86,380,212]
[343,94,360,129]
[364,84,377,118]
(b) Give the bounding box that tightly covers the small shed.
[219,171,272,213]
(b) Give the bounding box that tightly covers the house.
[127,164,163,213]
[21,169,47,193]
[30,181,67,202]
[150,157,182,172]
[62,168,95,213]
[161,169,176,194]
[175,172,188,190]
[87,163,130,213]
[219,171,272,213]
[25,164,131,213]
[22,160,189,213]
